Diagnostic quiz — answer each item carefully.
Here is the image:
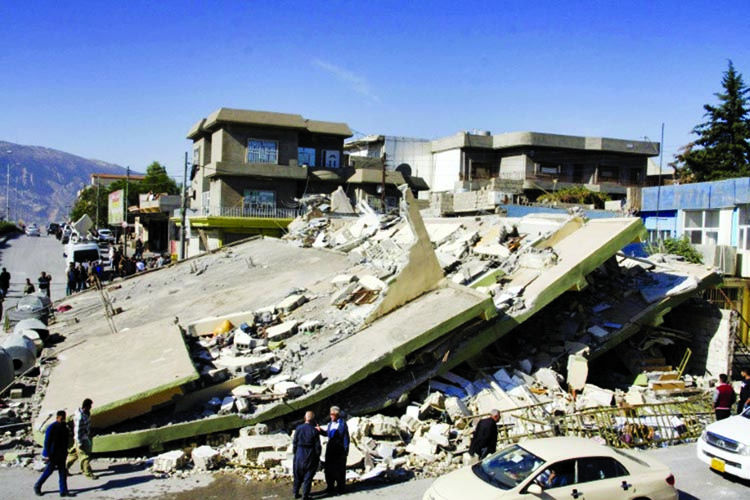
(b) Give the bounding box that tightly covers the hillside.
[0,140,128,223]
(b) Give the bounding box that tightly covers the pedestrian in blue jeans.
[34,410,74,496]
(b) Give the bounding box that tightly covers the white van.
[63,242,101,273]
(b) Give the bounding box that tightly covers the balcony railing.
[203,205,300,219]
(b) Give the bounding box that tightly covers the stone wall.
[671,306,736,377]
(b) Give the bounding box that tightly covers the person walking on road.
[469,409,500,460]
[713,374,736,421]
[317,406,350,496]
[66,398,97,479]
[0,267,10,296]
[34,410,73,497]
[293,411,321,500]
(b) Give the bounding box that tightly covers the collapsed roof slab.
[333,218,651,412]
[34,318,199,446]
[590,265,722,361]
[89,283,493,453]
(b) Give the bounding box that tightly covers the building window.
[739,205,750,250]
[322,150,340,168]
[243,189,276,212]
[201,191,210,215]
[683,209,719,245]
[298,147,316,167]
[598,166,620,183]
[247,139,278,164]
[193,146,201,166]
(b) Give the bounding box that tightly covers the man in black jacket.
[469,409,500,460]
[293,411,321,500]
[34,410,73,497]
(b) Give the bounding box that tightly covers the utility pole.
[655,123,665,242]
[123,166,129,257]
[5,150,11,221]
[180,152,188,260]
[95,178,100,228]
[380,152,386,213]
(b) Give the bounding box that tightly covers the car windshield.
[473,444,545,490]
[742,407,750,419]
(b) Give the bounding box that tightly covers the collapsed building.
[4,186,728,479]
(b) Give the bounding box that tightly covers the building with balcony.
[345,130,659,212]
[184,108,352,255]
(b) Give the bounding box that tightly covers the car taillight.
[666,474,675,486]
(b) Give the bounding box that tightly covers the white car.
[424,437,677,500]
[25,223,41,237]
[96,228,115,243]
[696,407,750,479]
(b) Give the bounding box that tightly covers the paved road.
[0,232,69,311]
[1,442,748,499]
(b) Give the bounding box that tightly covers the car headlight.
[700,430,708,442]
[737,443,750,456]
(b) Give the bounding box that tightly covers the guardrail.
[203,206,301,219]
[488,394,714,449]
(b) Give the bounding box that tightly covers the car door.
[527,459,580,500]
[571,457,631,500]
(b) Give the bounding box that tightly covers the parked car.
[696,406,750,480]
[423,437,677,500]
[46,222,60,236]
[25,223,41,237]
[96,228,115,243]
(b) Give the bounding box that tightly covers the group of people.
[292,406,350,499]
[34,398,97,497]
[108,242,166,279]
[0,268,53,320]
[65,261,104,296]
[714,369,750,420]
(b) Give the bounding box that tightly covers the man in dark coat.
[317,406,350,495]
[469,409,500,460]
[0,267,10,296]
[293,411,321,500]
[34,410,73,497]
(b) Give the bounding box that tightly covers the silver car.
[25,224,40,237]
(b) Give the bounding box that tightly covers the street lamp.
[4,149,11,221]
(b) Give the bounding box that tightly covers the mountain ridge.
[0,140,131,223]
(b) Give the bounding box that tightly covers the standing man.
[66,398,97,479]
[0,267,10,296]
[38,272,52,299]
[317,406,350,496]
[738,367,750,415]
[66,263,76,296]
[293,411,321,500]
[34,410,73,497]
[23,278,36,295]
[713,374,736,421]
[469,409,500,460]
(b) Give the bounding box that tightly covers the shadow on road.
[71,462,158,495]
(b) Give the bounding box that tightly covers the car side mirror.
[526,483,543,495]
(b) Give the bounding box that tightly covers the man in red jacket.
[713,373,736,421]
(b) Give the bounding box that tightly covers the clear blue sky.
[1,0,748,180]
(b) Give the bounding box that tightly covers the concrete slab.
[34,318,199,434]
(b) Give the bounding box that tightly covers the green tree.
[141,161,179,195]
[674,61,750,182]
[70,185,109,227]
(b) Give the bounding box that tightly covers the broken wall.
[671,305,736,377]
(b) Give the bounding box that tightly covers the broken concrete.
[191,445,219,470]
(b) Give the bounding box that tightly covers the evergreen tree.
[141,162,179,195]
[675,61,750,182]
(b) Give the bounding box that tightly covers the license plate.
[710,457,726,473]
